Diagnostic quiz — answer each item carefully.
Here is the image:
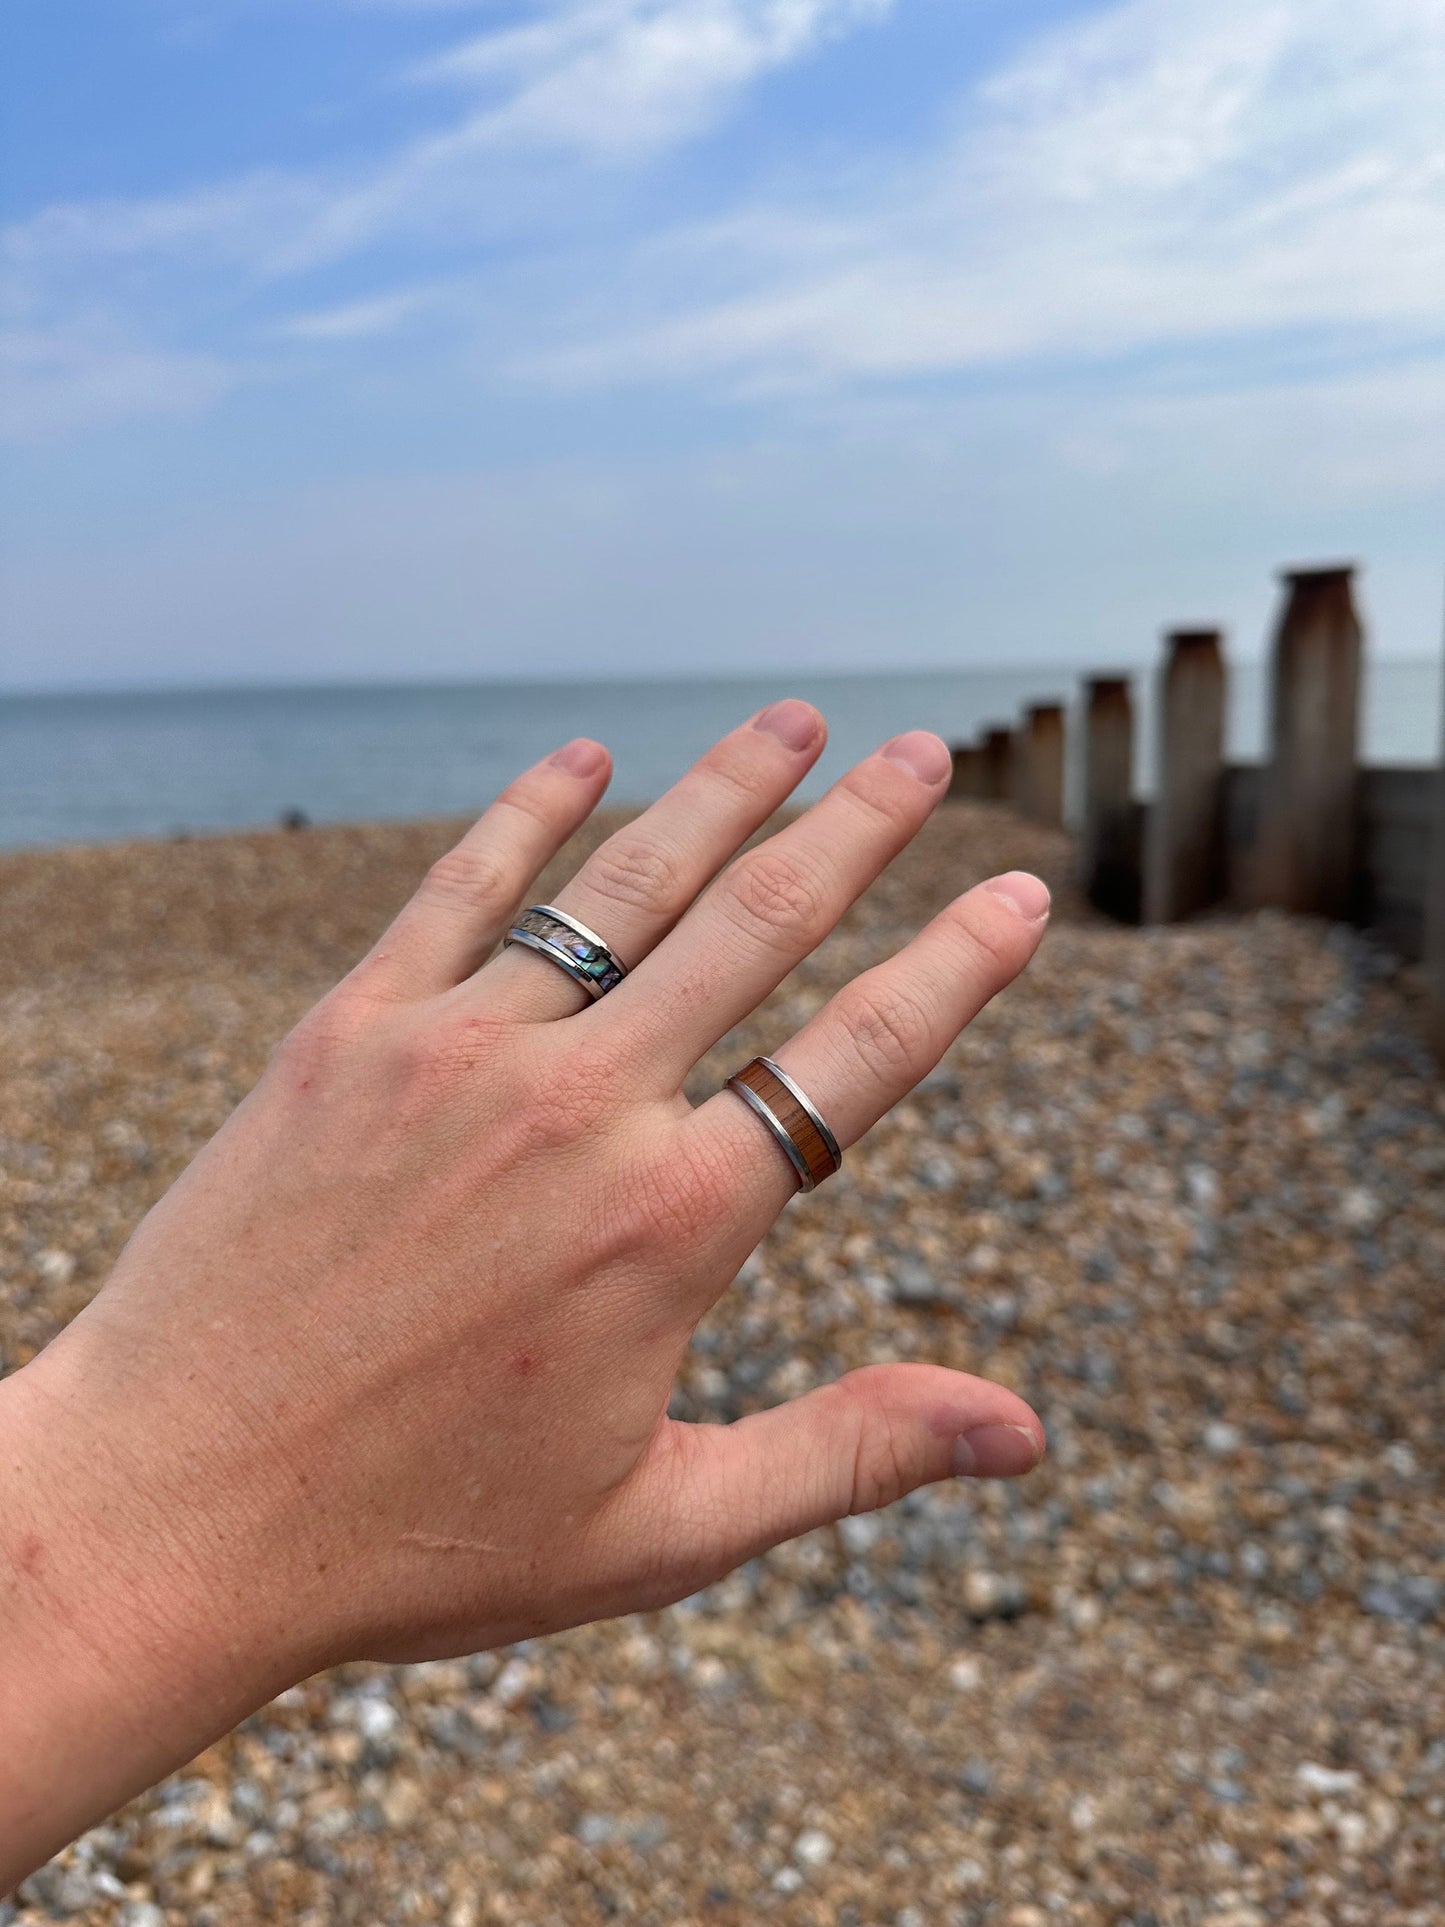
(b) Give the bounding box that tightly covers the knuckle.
[837,764,921,833]
[493,775,556,831]
[666,1128,740,1232]
[389,1010,515,1114]
[610,1142,728,1251]
[596,1115,736,1252]
[837,1377,923,1515]
[836,979,934,1081]
[941,900,1014,974]
[423,841,512,916]
[585,833,683,919]
[724,847,828,944]
[510,1036,624,1154]
[693,739,776,807]
[338,947,403,1003]
[272,990,370,1084]
[390,1028,462,1112]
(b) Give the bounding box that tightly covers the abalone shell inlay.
[510,908,626,995]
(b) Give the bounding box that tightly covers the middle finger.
[597,730,954,1085]
[475,700,826,1021]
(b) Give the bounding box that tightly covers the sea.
[1,661,1441,852]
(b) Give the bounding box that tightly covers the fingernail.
[952,1423,1044,1478]
[881,731,951,785]
[982,871,1051,922]
[550,738,608,778]
[753,699,820,751]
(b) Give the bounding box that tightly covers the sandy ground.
[2,803,1442,1927]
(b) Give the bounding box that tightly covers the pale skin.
[0,702,1051,1888]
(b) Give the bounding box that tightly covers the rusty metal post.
[1080,675,1140,921]
[1022,702,1066,827]
[980,728,1013,802]
[1255,565,1363,916]
[1145,630,1227,923]
[948,743,984,800]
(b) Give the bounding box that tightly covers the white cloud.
[6,0,1442,695]
[412,0,894,154]
[4,3,892,283]
[0,0,893,434]
[278,287,440,340]
[513,0,1445,387]
[3,0,1443,484]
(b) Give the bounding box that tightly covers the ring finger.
[474,700,826,1021]
[685,869,1051,1222]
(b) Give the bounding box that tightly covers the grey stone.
[890,1257,948,1305]
[627,1815,670,1853]
[576,1812,618,1846]
[1207,1778,1248,1804]
[1361,1576,1440,1623]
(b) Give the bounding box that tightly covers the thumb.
[647,1364,1045,1585]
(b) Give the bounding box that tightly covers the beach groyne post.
[1080,675,1141,921]
[974,553,1443,1069]
[1012,715,1034,818]
[1006,728,1028,811]
[1428,668,1445,1065]
[1145,630,1227,923]
[1253,566,1363,917]
[980,727,1014,802]
[947,743,985,800]
[1021,702,1066,828]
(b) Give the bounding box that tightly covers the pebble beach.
[2,802,1442,1926]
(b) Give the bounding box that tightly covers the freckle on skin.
[511,1351,538,1377]
[16,1535,44,1577]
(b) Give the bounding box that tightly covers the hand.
[0,703,1049,1883]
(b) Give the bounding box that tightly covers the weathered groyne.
[948,563,1445,1065]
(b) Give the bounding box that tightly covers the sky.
[2,0,1443,692]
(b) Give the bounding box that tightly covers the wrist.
[0,1319,314,1888]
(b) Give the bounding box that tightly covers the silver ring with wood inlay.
[724,1055,843,1192]
[503,904,627,1002]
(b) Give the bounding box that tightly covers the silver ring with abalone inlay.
[503,904,628,1001]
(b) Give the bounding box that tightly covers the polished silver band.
[728,1078,813,1188]
[503,904,627,1001]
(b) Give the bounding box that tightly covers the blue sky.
[2,0,1443,690]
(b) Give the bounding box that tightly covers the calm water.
[1,661,1440,851]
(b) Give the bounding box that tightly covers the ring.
[724,1056,843,1192]
[503,904,627,1001]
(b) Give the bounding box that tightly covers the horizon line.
[7,651,1440,704]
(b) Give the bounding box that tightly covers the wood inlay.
[733,1059,838,1188]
